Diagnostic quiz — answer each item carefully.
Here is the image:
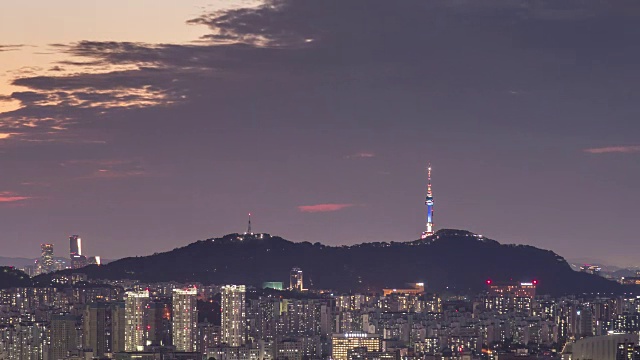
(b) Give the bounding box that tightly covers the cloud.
[346,152,375,159]
[298,203,355,213]
[1,0,639,146]
[0,191,31,203]
[584,146,640,154]
[61,159,148,179]
[0,45,23,52]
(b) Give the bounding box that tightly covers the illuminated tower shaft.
[421,164,434,239]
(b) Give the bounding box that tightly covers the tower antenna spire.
[247,213,252,235]
[421,163,435,239]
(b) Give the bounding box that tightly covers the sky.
[1,0,639,266]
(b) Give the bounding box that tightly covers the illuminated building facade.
[197,322,221,352]
[621,277,640,286]
[40,244,54,274]
[290,267,304,291]
[487,281,537,298]
[421,164,435,239]
[71,254,87,269]
[124,290,150,352]
[382,282,425,296]
[262,282,284,291]
[222,285,246,347]
[485,281,537,315]
[172,288,198,352]
[331,332,382,360]
[69,235,82,257]
[69,235,88,269]
[10,322,48,360]
[580,264,602,275]
[88,256,101,265]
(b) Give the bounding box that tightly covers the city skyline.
[4,2,640,360]
[1,1,640,266]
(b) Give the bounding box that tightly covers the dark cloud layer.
[1,1,639,265]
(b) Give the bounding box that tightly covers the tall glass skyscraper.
[69,235,82,256]
[69,235,88,269]
[40,244,54,273]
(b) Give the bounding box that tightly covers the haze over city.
[1,0,639,267]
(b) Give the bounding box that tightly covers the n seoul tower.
[421,163,435,239]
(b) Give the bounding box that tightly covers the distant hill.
[0,267,34,288]
[36,229,631,296]
[0,257,36,268]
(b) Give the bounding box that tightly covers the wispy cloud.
[345,152,375,159]
[298,203,356,213]
[0,45,24,52]
[584,146,640,154]
[0,133,15,140]
[61,158,148,179]
[0,191,31,203]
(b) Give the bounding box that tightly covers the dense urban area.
[2,233,640,360]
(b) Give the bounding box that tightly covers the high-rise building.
[12,322,48,360]
[88,256,101,265]
[69,235,82,256]
[616,342,640,360]
[148,301,172,347]
[331,333,382,360]
[290,267,304,291]
[40,244,54,274]
[83,303,109,357]
[124,290,150,352]
[69,235,87,269]
[198,323,221,352]
[112,302,126,353]
[172,288,198,352]
[221,285,246,347]
[83,302,125,357]
[485,281,537,316]
[421,163,435,239]
[71,254,88,269]
[486,281,537,298]
[50,313,79,360]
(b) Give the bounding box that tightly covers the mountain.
[40,229,630,296]
[0,257,36,268]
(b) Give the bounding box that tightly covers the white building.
[124,290,150,351]
[222,285,246,347]
[172,287,198,352]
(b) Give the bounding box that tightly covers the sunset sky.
[1,0,639,266]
